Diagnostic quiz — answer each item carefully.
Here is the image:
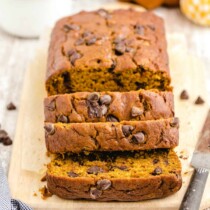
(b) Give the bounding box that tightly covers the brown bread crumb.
[39,185,53,200]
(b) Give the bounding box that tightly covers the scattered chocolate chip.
[97,179,111,190]
[87,166,103,175]
[82,31,92,38]
[87,92,100,102]
[75,38,84,46]
[100,95,112,105]
[117,165,128,171]
[41,174,47,182]
[46,99,56,111]
[90,187,102,199]
[170,117,179,127]
[122,125,134,137]
[131,106,143,117]
[106,115,119,122]
[86,36,97,46]
[114,42,126,55]
[70,52,82,66]
[153,159,159,164]
[3,137,12,146]
[131,132,145,144]
[63,24,80,32]
[180,90,189,100]
[7,102,16,110]
[67,171,79,178]
[195,96,205,105]
[44,124,55,135]
[109,59,116,71]
[134,24,144,35]
[152,167,162,175]
[57,115,69,123]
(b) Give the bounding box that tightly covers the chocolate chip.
[122,125,134,137]
[46,100,56,111]
[97,179,111,190]
[67,171,79,178]
[70,52,82,66]
[113,37,124,44]
[106,115,119,122]
[82,31,92,38]
[170,117,179,127]
[3,137,12,146]
[44,124,55,135]
[195,96,205,105]
[109,59,116,71]
[117,165,128,171]
[90,187,102,199]
[180,90,189,100]
[63,24,80,32]
[152,167,162,175]
[75,38,84,46]
[87,92,100,102]
[97,9,109,18]
[0,129,8,140]
[86,36,97,46]
[7,102,16,110]
[57,115,69,123]
[100,95,112,105]
[131,132,145,144]
[67,49,77,57]
[131,106,143,117]
[125,47,134,53]
[87,166,103,175]
[147,25,156,31]
[153,159,159,164]
[134,24,144,35]
[115,42,126,55]
[101,105,108,116]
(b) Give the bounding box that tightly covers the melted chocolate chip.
[122,125,134,137]
[87,92,100,102]
[63,24,80,32]
[46,100,56,111]
[152,167,162,175]
[131,106,143,117]
[134,24,144,35]
[67,49,77,57]
[70,52,82,66]
[195,96,205,105]
[86,36,97,46]
[87,166,103,175]
[75,38,84,46]
[131,132,145,144]
[44,124,55,135]
[3,137,12,146]
[115,42,126,55]
[57,115,69,123]
[82,31,92,38]
[170,117,179,127]
[67,171,79,178]
[100,95,112,105]
[106,115,119,122]
[180,90,189,100]
[7,102,16,110]
[90,187,102,199]
[153,159,159,164]
[97,179,111,190]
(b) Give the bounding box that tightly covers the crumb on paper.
[7,102,17,110]
[41,174,47,182]
[39,185,53,200]
[33,192,37,197]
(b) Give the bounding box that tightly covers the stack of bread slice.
[44,9,182,201]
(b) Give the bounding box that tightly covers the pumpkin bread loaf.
[44,118,179,153]
[46,9,171,96]
[44,89,174,123]
[47,149,182,201]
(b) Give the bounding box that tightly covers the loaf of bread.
[44,89,174,123]
[46,9,171,96]
[47,149,182,201]
[44,118,179,153]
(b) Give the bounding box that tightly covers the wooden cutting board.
[8,3,210,210]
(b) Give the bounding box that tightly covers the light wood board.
[8,6,210,210]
